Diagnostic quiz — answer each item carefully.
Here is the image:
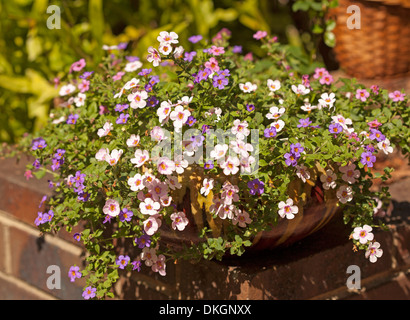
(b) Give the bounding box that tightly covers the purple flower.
[212,74,229,89]
[115,103,129,112]
[284,152,298,167]
[297,118,312,128]
[247,179,265,195]
[131,260,142,272]
[68,266,81,282]
[73,233,81,241]
[147,96,159,107]
[232,45,242,53]
[246,104,255,112]
[188,35,203,43]
[67,114,79,125]
[82,286,96,300]
[194,68,212,83]
[79,71,94,80]
[366,144,376,153]
[119,208,133,222]
[290,143,304,157]
[204,160,214,170]
[186,115,197,127]
[117,42,128,50]
[184,51,197,62]
[369,128,385,142]
[202,124,210,133]
[77,191,90,202]
[361,151,376,167]
[116,113,130,124]
[51,157,63,171]
[33,159,41,169]
[138,68,152,76]
[264,126,277,138]
[217,69,230,77]
[31,138,47,150]
[125,56,139,62]
[135,233,151,249]
[116,255,130,269]
[149,75,160,86]
[38,195,47,208]
[329,123,343,134]
[34,212,46,226]
[74,171,86,187]
[54,149,66,160]
[191,134,205,149]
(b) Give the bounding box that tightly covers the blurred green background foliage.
[0,0,333,143]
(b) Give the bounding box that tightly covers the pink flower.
[209,45,225,56]
[151,254,166,276]
[370,85,379,95]
[24,170,33,180]
[170,211,189,231]
[77,80,90,93]
[367,119,382,128]
[253,30,267,40]
[70,58,86,73]
[143,214,162,236]
[103,199,120,217]
[388,90,405,102]
[313,67,328,79]
[356,89,370,102]
[147,46,161,67]
[204,57,220,72]
[319,73,333,85]
[113,71,125,81]
[232,209,252,227]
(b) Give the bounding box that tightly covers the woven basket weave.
[330,0,410,79]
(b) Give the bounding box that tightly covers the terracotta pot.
[159,164,342,253]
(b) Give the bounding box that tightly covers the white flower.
[232,209,252,227]
[149,180,169,201]
[128,90,148,109]
[127,173,145,192]
[301,103,317,112]
[170,211,189,231]
[216,204,235,220]
[377,138,393,155]
[296,164,310,183]
[95,148,109,161]
[331,114,352,129]
[174,155,188,174]
[143,215,162,236]
[147,46,161,67]
[231,119,250,140]
[365,241,383,263]
[139,198,160,215]
[141,247,157,266]
[170,105,191,128]
[123,78,140,90]
[352,225,374,244]
[339,163,360,184]
[74,93,86,107]
[270,119,285,132]
[230,139,253,158]
[150,126,167,142]
[126,134,140,147]
[157,157,175,175]
[239,82,257,93]
[103,199,120,217]
[157,101,172,123]
[291,84,310,95]
[220,156,240,175]
[124,60,143,72]
[336,184,353,203]
[267,79,281,92]
[177,95,193,106]
[158,42,173,55]
[210,144,229,160]
[200,178,214,196]
[278,198,298,220]
[130,149,150,167]
[240,155,256,174]
[157,31,179,44]
[52,116,66,124]
[320,169,337,190]
[166,176,182,190]
[173,45,184,59]
[266,106,285,120]
[105,149,123,166]
[59,84,76,96]
[97,122,113,137]
[319,92,336,108]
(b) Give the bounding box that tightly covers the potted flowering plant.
[17,28,409,299]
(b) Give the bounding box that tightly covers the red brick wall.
[1,155,409,300]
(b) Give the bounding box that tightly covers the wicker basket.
[330,0,410,79]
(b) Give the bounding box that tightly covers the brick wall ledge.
[0,155,409,300]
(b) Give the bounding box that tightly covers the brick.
[8,225,85,300]
[0,272,55,300]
